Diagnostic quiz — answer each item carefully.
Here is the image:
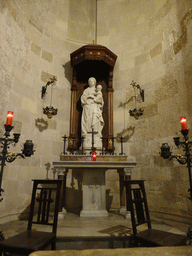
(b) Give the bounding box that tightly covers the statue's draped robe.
[81,87,104,135]
[92,93,104,135]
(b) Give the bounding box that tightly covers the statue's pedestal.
[53,155,136,218]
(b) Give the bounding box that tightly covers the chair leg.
[2,252,9,256]
[129,235,138,247]
[51,240,56,250]
[108,240,114,249]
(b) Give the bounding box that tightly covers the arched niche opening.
[69,44,117,152]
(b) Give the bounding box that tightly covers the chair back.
[27,179,62,234]
[124,180,151,235]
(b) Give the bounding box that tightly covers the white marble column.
[52,167,68,219]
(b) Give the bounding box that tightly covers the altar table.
[52,156,136,217]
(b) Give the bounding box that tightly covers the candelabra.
[160,116,192,242]
[61,133,126,157]
[61,135,68,155]
[0,112,35,240]
[119,136,125,155]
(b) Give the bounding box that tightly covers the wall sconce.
[41,77,58,119]
[129,81,144,120]
[119,81,144,120]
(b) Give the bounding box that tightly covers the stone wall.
[1,0,192,224]
[0,0,95,222]
[97,0,192,221]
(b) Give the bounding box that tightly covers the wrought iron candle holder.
[43,106,57,119]
[42,77,58,119]
[60,133,126,156]
[160,117,192,242]
[129,81,144,120]
[160,118,192,200]
[129,108,144,120]
[0,125,35,201]
[0,112,35,240]
[119,136,125,155]
[61,135,68,155]
[91,128,95,152]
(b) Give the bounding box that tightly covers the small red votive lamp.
[180,116,187,130]
[92,152,97,161]
[6,111,13,126]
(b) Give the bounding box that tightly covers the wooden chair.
[124,180,188,247]
[0,179,62,255]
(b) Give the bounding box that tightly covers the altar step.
[56,235,131,250]
[0,211,188,251]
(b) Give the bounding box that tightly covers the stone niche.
[68,44,117,152]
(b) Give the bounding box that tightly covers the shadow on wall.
[65,168,113,215]
[106,189,113,212]
[18,188,114,219]
[18,170,114,219]
[62,61,73,84]
[65,169,83,215]
[18,204,31,220]
[65,187,82,215]
[116,126,135,143]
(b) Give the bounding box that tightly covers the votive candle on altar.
[92,152,97,161]
[180,116,187,130]
[6,111,13,126]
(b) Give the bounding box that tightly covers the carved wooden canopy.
[70,44,117,68]
[69,44,117,152]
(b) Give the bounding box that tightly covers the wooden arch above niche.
[69,44,117,152]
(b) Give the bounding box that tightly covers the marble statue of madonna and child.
[81,77,104,151]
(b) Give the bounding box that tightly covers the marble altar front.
[52,155,136,218]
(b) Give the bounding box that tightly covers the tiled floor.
[0,211,190,250]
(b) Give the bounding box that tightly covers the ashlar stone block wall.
[0,0,95,222]
[1,0,192,224]
[98,0,192,223]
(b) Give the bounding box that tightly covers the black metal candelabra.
[91,128,94,153]
[61,135,68,155]
[160,128,192,200]
[160,128,192,243]
[61,133,127,156]
[0,124,35,240]
[119,136,125,155]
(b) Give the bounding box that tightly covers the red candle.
[6,111,13,126]
[180,116,187,130]
[92,152,97,161]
